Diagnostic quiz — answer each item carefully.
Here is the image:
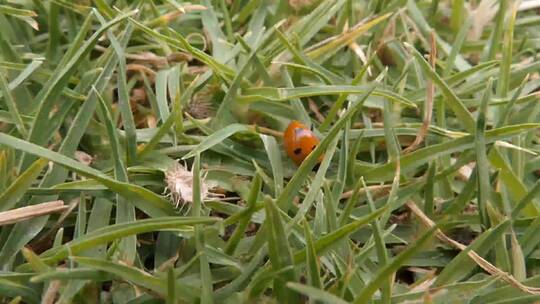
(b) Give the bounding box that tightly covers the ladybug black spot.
[294,148,302,155]
[312,145,316,150]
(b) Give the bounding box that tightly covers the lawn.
[0,0,540,303]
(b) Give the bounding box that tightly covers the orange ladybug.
[283,120,321,165]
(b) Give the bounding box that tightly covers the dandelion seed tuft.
[164,161,209,210]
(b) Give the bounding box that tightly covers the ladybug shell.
[283,120,321,165]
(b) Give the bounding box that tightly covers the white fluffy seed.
[164,162,208,208]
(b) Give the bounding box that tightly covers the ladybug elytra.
[283,120,322,166]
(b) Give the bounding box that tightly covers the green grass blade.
[353,226,437,303]
[23,216,219,267]
[362,178,391,304]
[73,256,197,301]
[302,219,322,289]
[362,124,540,181]
[97,13,137,164]
[0,67,27,137]
[434,220,511,287]
[406,44,475,132]
[0,133,177,217]
[287,282,349,304]
[0,278,39,304]
[182,124,251,160]
[293,205,388,264]
[21,10,136,169]
[225,174,261,255]
[475,79,493,228]
[239,85,416,108]
[0,158,47,212]
[95,88,136,262]
[265,197,298,303]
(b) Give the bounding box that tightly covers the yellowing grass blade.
[306,13,392,60]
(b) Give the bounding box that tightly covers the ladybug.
[283,120,322,166]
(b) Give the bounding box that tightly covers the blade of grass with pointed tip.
[182,124,251,159]
[95,89,136,262]
[510,230,526,281]
[497,75,529,128]
[93,0,114,18]
[441,168,477,216]
[518,215,540,257]
[128,18,234,80]
[320,54,376,131]
[225,174,261,255]
[260,135,283,196]
[0,158,47,212]
[0,133,177,217]
[361,124,540,181]
[84,197,113,257]
[20,10,136,170]
[213,26,277,125]
[293,205,388,264]
[306,13,391,61]
[73,256,197,301]
[287,282,348,304]
[239,85,416,108]
[407,45,475,132]
[21,247,49,274]
[156,69,171,122]
[265,197,298,303]
[192,153,213,303]
[424,162,436,217]
[434,220,511,287]
[489,148,538,216]
[406,61,500,101]
[201,0,231,63]
[289,135,339,229]
[21,24,134,209]
[0,67,27,137]
[274,28,344,85]
[444,16,472,77]
[138,75,198,160]
[353,226,437,303]
[19,216,219,269]
[511,180,540,219]
[0,279,39,304]
[338,178,364,227]
[31,268,112,283]
[405,0,470,71]
[280,66,311,124]
[362,178,390,304]
[302,220,322,290]
[332,122,349,202]
[475,79,493,228]
[97,12,137,165]
[264,0,346,56]
[216,247,268,298]
[277,62,332,85]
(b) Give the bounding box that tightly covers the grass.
[0,0,539,303]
